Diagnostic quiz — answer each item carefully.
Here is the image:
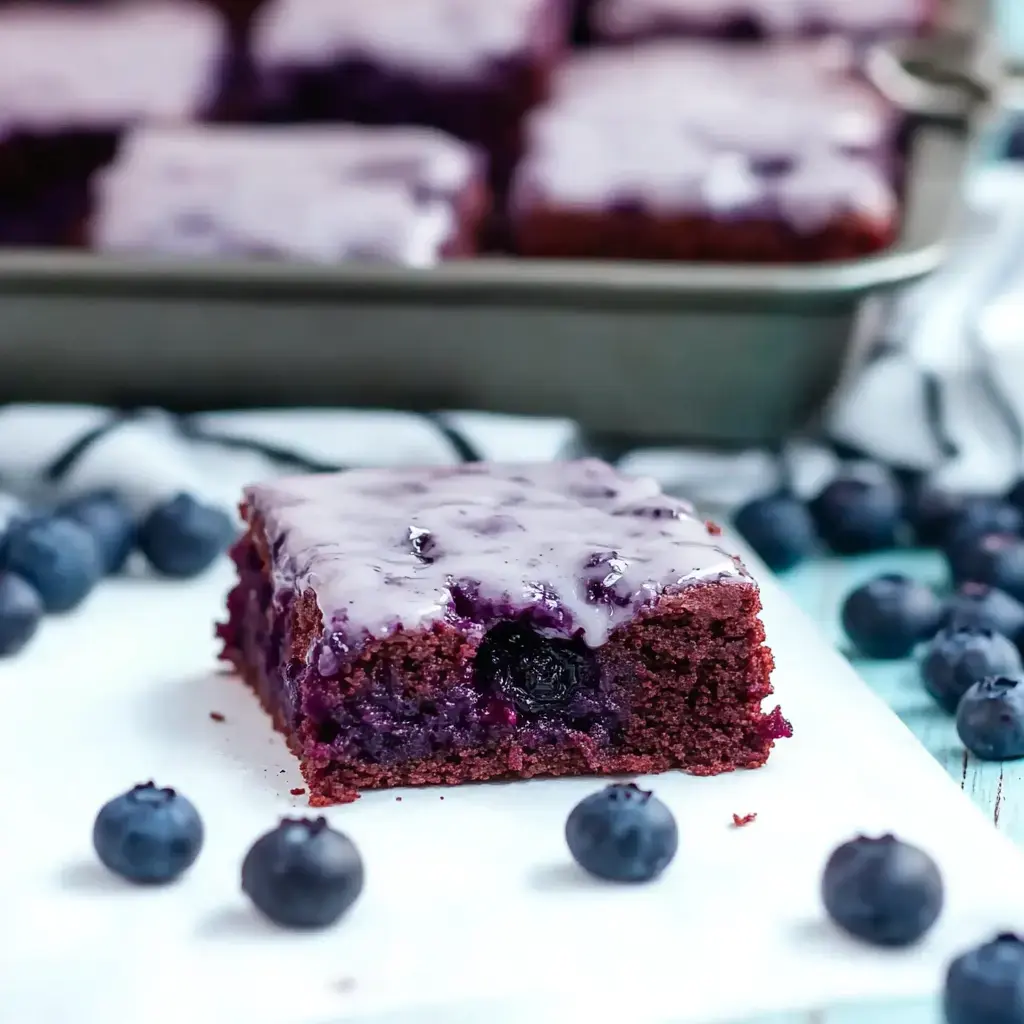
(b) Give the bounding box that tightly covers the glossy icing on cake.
[91,125,478,264]
[246,459,746,648]
[254,0,556,78]
[0,1,224,130]
[513,41,897,233]
[591,0,933,40]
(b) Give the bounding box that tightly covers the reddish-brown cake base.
[512,206,897,263]
[219,514,789,805]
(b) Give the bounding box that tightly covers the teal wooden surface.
[746,549,1021,1024]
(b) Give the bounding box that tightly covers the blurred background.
[0,0,1021,497]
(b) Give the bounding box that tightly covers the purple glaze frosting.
[591,0,934,42]
[0,1,224,132]
[246,459,748,649]
[254,0,557,80]
[512,41,898,234]
[91,125,478,264]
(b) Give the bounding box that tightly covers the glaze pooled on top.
[513,41,897,234]
[247,459,748,648]
[254,0,557,80]
[92,125,478,265]
[0,1,223,131]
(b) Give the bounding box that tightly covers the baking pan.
[0,14,996,447]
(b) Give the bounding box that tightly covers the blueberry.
[944,584,1024,650]
[242,817,364,929]
[840,574,943,659]
[948,534,1024,601]
[92,782,204,884]
[946,498,1023,547]
[944,933,1024,1024]
[1007,477,1024,513]
[821,834,943,947]
[565,783,678,883]
[920,628,1023,714]
[733,493,817,572]
[60,491,136,575]
[810,475,903,554]
[956,675,1024,760]
[906,485,966,547]
[2,515,103,613]
[0,572,43,656]
[475,620,597,716]
[138,494,236,579]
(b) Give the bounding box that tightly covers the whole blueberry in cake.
[810,475,904,555]
[920,628,1022,714]
[217,460,789,804]
[944,933,1024,1024]
[93,782,204,884]
[242,817,364,929]
[565,783,678,883]
[840,574,942,660]
[957,676,1024,761]
[943,584,1024,652]
[948,534,1024,602]
[733,493,817,572]
[821,834,943,947]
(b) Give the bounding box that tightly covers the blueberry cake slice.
[218,460,789,804]
[90,125,488,264]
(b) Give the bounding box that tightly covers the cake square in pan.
[510,40,902,263]
[90,124,488,264]
[587,0,938,44]
[0,0,229,247]
[250,0,568,188]
[218,459,789,805]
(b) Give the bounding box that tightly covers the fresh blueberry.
[946,499,1024,552]
[1008,118,1024,161]
[2,515,103,613]
[138,493,236,579]
[809,475,903,555]
[944,933,1024,1024]
[944,584,1024,650]
[821,834,943,947]
[920,628,1023,714]
[948,534,1024,601]
[0,572,44,656]
[92,782,204,884]
[906,485,966,548]
[1007,477,1024,513]
[565,783,678,883]
[733,493,817,572]
[475,620,597,716]
[242,817,364,929]
[60,491,136,575]
[840,574,943,659]
[956,676,1024,760]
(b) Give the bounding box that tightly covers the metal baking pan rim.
[0,244,948,309]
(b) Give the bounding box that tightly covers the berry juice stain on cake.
[217,459,788,804]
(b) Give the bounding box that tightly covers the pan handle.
[865,30,1002,128]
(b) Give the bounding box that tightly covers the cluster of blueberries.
[736,473,1024,762]
[0,491,236,658]
[92,779,1021,1021]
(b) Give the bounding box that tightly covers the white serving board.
[2,559,1024,1024]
